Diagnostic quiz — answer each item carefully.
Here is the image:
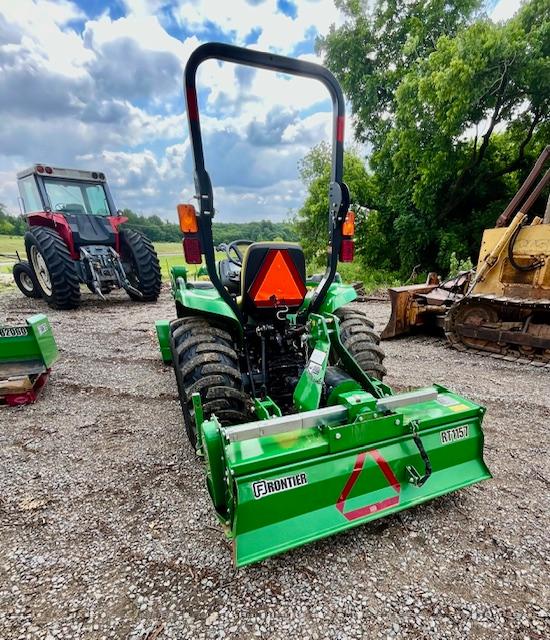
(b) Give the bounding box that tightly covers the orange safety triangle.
[249,250,306,307]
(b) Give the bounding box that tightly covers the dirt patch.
[1,288,548,639]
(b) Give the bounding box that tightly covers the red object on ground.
[3,371,50,407]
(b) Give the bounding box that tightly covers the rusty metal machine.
[383,146,550,364]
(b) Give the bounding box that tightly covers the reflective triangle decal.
[248,250,306,307]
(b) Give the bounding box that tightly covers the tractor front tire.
[335,305,387,379]
[170,317,250,451]
[13,261,41,298]
[25,227,81,309]
[120,229,161,302]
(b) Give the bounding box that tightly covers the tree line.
[0,204,297,245]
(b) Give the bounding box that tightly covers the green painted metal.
[195,265,209,278]
[202,418,228,513]
[172,276,241,329]
[298,282,356,316]
[155,320,172,363]
[192,391,205,455]
[318,282,356,314]
[201,385,490,567]
[293,314,331,412]
[170,265,188,285]
[0,314,58,367]
[254,396,282,420]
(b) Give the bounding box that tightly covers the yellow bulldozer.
[382,146,550,365]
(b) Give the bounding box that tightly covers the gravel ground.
[1,287,549,640]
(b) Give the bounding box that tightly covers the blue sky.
[0,0,522,223]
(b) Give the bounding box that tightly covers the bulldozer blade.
[381,284,438,339]
[202,386,491,567]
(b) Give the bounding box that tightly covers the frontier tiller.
[156,43,491,567]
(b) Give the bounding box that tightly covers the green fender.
[173,283,240,326]
[157,274,242,362]
[300,282,357,316]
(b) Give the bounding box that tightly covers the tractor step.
[200,385,491,567]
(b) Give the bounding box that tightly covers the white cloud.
[0,0,347,221]
[171,0,341,54]
[490,0,523,22]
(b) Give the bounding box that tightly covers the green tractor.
[156,43,491,567]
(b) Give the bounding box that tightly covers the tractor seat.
[241,242,306,315]
[64,213,116,248]
[218,259,241,294]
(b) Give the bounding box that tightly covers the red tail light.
[339,239,354,263]
[183,237,202,264]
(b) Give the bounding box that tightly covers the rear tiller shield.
[201,386,491,567]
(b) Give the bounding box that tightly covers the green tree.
[318,0,549,273]
[0,203,22,235]
[294,142,373,262]
[119,208,298,245]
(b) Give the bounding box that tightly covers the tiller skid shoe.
[196,314,491,567]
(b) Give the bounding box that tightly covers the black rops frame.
[184,42,350,324]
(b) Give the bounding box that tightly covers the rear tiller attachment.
[195,313,491,567]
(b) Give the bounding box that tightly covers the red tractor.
[13,164,161,309]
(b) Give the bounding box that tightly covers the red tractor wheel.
[25,227,81,309]
[120,229,161,302]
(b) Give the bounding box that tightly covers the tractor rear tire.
[120,229,161,302]
[25,227,81,309]
[334,305,387,379]
[13,261,41,298]
[169,316,250,451]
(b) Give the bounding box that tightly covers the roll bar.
[184,42,350,321]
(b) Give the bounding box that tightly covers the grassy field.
[0,235,24,256]
[0,235,264,291]
[0,236,188,278]
[0,235,402,292]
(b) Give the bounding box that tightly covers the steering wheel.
[226,239,254,266]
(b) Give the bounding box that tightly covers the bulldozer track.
[445,294,550,367]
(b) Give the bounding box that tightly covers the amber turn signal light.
[177,204,198,234]
[342,211,355,237]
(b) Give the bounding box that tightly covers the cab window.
[18,176,43,213]
[43,178,110,216]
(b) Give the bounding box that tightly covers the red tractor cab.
[14,164,161,309]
